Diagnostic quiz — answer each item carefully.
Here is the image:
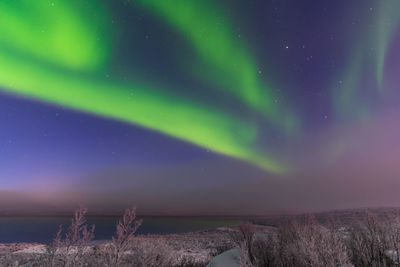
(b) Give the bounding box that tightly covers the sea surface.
[0,216,241,244]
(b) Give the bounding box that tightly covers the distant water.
[0,216,240,244]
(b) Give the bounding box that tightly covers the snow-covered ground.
[0,228,237,266]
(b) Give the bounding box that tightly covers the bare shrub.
[297,217,347,266]
[42,206,95,267]
[251,232,279,267]
[234,222,256,265]
[103,206,142,266]
[175,255,209,267]
[384,212,400,265]
[128,237,173,267]
[347,213,392,266]
[237,217,349,267]
[239,245,256,267]
[269,217,347,267]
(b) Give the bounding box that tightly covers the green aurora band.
[329,0,400,162]
[0,0,288,173]
[333,0,400,121]
[0,0,111,71]
[134,0,298,132]
[134,0,273,112]
[375,0,400,89]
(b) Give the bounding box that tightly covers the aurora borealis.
[0,0,289,173]
[1,0,400,215]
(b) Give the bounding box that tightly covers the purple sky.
[0,0,400,215]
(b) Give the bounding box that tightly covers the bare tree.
[234,222,256,265]
[128,237,174,267]
[104,206,142,266]
[384,212,400,265]
[237,216,349,267]
[48,206,95,267]
[348,213,391,267]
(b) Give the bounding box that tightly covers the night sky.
[1,0,400,215]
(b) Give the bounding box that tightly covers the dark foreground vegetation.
[0,206,231,266]
[3,208,400,266]
[237,211,400,267]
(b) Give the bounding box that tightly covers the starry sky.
[0,0,400,215]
